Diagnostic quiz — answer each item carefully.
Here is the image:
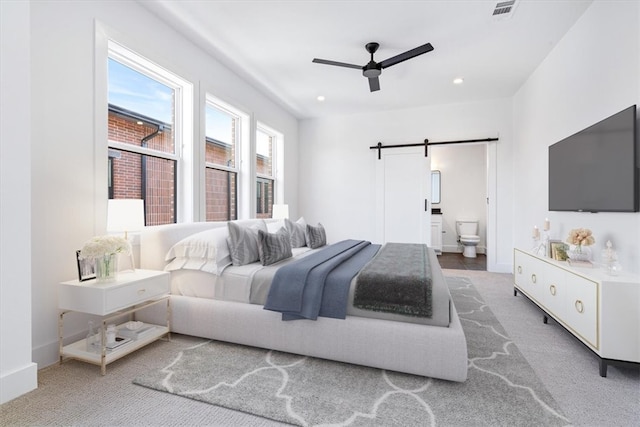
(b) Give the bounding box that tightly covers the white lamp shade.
[107,199,145,234]
[272,204,289,220]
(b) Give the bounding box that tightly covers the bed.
[137,219,468,382]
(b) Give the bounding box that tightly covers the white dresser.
[513,248,639,376]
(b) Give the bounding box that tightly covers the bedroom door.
[375,147,431,244]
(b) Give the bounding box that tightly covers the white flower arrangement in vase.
[79,235,130,282]
[565,228,595,261]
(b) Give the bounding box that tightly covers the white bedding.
[169,247,315,301]
[138,220,468,382]
[168,244,451,327]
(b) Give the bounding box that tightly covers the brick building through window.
[108,105,176,226]
[205,137,237,222]
[108,104,266,224]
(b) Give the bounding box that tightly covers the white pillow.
[266,219,286,233]
[164,227,232,275]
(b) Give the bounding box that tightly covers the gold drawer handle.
[531,274,537,284]
[549,284,556,296]
[575,299,584,314]
[517,266,522,274]
[137,288,146,295]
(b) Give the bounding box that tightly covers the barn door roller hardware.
[370,137,499,159]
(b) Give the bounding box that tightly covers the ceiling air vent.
[492,0,518,20]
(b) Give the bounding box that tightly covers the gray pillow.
[285,217,307,248]
[305,223,326,249]
[257,228,292,266]
[227,221,266,266]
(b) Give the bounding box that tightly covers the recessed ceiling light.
[317,95,325,102]
[453,78,464,85]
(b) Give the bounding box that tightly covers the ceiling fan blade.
[379,43,434,69]
[312,58,362,70]
[368,76,380,92]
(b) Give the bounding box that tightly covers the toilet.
[456,220,481,258]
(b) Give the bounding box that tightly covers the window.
[256,127,275,218]
[107,41,192,226]
[205,100,240,221]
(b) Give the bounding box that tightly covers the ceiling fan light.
[363,68,381,78]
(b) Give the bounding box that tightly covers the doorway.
[430,141,495,271]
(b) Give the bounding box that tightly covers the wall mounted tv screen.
[548,105,638,212]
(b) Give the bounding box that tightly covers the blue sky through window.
[108,58,173,124]
[206,105,233,144]
[109,58,232,140]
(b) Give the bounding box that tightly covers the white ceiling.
[142,0,592,119]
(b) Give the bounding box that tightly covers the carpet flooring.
[1,270,637,426]
[132,276,570,426]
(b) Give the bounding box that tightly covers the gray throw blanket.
[354,243,433,318]
[264,240,377,320]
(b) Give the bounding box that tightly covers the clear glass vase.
[567,245,591,261]
[86,320,101,353]
[95,253,118,283]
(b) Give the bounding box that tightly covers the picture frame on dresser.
[75,250,96,282]
[549,240,569,261]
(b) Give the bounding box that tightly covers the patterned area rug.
[133,277,570,426]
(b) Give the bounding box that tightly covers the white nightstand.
[58,269,170,375]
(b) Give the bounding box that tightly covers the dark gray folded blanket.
[354,243,432,318]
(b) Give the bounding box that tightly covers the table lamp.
[272,204,289,220]
[107,199,145,240]
[107,199,144,271]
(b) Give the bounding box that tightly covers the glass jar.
[106,324,117,345]
[86,320,101,353]
[95,253,118,283]
[567,245,591,261]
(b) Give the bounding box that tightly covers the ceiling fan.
[312,42,434,92]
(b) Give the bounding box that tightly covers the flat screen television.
[548,105,638,212]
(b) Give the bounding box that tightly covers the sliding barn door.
[375,147,431,244]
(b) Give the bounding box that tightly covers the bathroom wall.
[431,144,487,253]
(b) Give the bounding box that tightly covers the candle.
[544,218,550,231]
[533,226,539,238]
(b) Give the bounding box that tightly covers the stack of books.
[106,336,132,351]
[118,323,157,341]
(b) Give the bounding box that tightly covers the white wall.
[431,144,487,253]
[513,0,640,274]
[0,0,38,404]
[28,0,299,371]
[11,0,637,405]
[298,99,513,273]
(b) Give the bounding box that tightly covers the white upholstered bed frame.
[138,220,468,382]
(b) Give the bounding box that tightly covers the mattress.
[168,246,451,327]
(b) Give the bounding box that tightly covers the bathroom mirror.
[431,170,441,204]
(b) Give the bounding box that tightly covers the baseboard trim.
[442,245,486,254]
[488,262,512,274]
[0,362,37,404]
[33,332,85,371]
